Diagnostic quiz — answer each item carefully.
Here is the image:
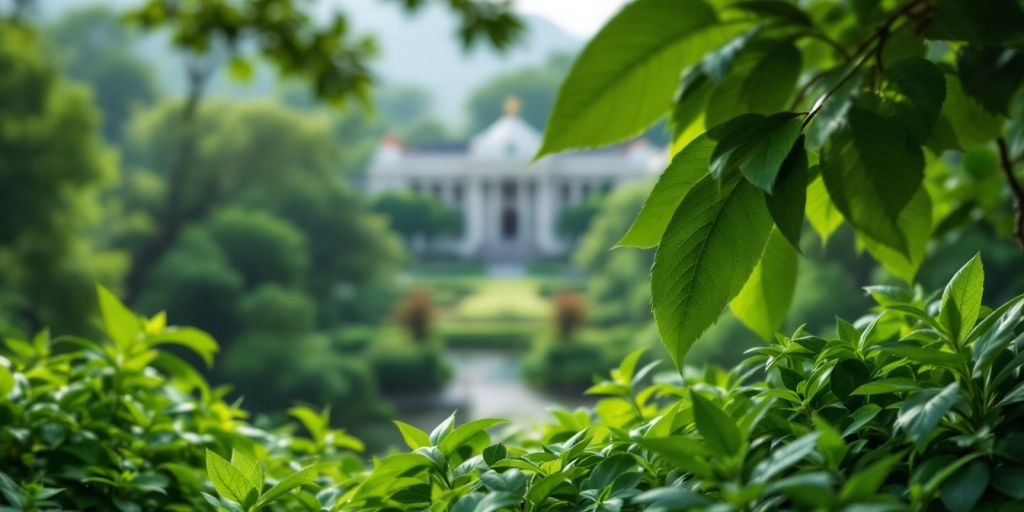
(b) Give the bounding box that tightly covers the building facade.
[365,99,666,262]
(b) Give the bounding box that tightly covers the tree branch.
[997,137,1024,251]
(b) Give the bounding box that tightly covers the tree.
[46,6,158,143]
[120,0,522,302]
[540,0,1024,368]
[0,22,121,335]
[465,53,570,133]
[372,191,464,244]
[556,191,605,243]
[125,100,405,326]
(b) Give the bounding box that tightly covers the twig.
[800,0,928,127]
[997,137,1024,251]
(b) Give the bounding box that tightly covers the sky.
[515,0,629,37]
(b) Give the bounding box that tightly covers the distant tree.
[125,100,404,325]
[465,53,570,133]
[204,209,308,289]
[0,22,122,335]
[556,192,606,243]
[47,7,158,142]
[372,191,464,243]
[121,0,522,303]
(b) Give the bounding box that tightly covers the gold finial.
[504,95,521,117]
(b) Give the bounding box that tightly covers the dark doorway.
[501,208,518,240]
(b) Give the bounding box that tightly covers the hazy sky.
[516,0,629,37]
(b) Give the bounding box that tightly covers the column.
[462,178,485,257]
[536,177,559,254]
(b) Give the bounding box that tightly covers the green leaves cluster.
[324,255,1023,511]
[537,0,1024,367]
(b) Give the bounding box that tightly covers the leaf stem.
[996,137,1024,251]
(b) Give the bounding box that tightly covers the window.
[501,208,518,240]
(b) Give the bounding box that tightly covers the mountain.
[35,0,581,130]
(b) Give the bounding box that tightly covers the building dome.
[468,96,541,160]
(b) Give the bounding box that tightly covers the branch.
[997,137,1024,251]
[800,0,928,127]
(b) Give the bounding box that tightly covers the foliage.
[0,287,364,511]
[540,0,1024,368]
[465,53,571,133]
[46,6,158,142]
[556,192,606,243]
[372,191,464,245]
[441,324,537,351]
[283,255,1024,510]
[0,21,123,335]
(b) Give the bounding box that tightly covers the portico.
[366,98,665,262]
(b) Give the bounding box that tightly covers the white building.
[366,98,666,262]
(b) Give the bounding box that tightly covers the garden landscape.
[2,0,1024,510]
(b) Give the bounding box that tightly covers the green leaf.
[439,418,505,455]
[710,113,803,192]
[766,136,808,250]
[821,105,924,255]
[705,41,802,126]
[652,175,774,367]
[838,453,903,503]
[939,460,990,512]
[256,464,318,509]
[875,343,963,369]
[842,404,882,437]
[393,421,431,450]
[429,413,456,445]
[896,382,962,450]
[618,135,715,248]
[805,173,843,244]
[925,0,1024,45]
[96,285,141,350]
[728,1,812,26]
[206,450,257,507]
[943,75,1003,148]
[690,390,743,457]
[753,433,820,482]
[145,327,219,367]
[829,359,871,401]
[230,450,263,495]
[957,45,1024,115]
[526,473,569,505]
[859,185,932,284]
[851,377,920,396]
[537,0,721,156]
[0,366,13,399]
[939,253,985,344]
[882,57,946,142]
[731,228,798,340]
[638,437,714,477]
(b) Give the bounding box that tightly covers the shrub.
[552,291,587,340]
[366,339,450,393]
[394,288,434,342]
[0,287,363,511]
[522,337,612,391]
[441,323,537,350]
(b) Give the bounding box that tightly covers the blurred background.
[1,0,1021,453]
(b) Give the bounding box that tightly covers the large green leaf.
[705,40,802,126]
[690,390,743,457]
[731,228,798,340]
[896,382,962,450]
[882,57,946,142]
[766,136,808,250]
[859,186,932,284]
[820,105,924,255]
[618,135,715,248]
[940,460,991,512]
[925,0,1024,45]
[944,75,1003,148]
[939,253,985,344]
[652,175,773,367]
[97,285,141,350]
[805,172,843,245]
[206,449,258,507]
[838,453,903,503]
[710,113,803,193]
[536,0,721,156]
[957,45,1024,115]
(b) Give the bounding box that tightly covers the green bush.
[0,287,364,511]
[365,331,451,393]
[441,323,537,350]
[3,257,1024,511]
